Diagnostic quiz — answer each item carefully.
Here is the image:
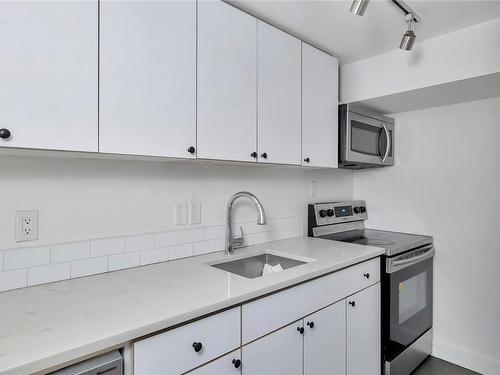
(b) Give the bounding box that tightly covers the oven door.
[345,112,394,166]
[384,245,434,359]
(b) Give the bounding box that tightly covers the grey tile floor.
[412,356,481,375]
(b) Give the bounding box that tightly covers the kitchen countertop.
[0,236,384,375]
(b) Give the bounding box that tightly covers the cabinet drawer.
[134,307,241,375]
[242,269,347,344]
[346,257,380,296]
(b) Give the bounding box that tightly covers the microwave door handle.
[381,123,391,162]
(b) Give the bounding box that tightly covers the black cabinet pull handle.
[261,152,267,159]
[251,151,257,158]
[0,128,11,139]
[187,146,196,154]
[304,157,310,163]
[307,321,315,329]
[192,342,203,352]
[297,326,304,334]
[363,273,370,278]
[232,359,241,368]
[349,301,355,307]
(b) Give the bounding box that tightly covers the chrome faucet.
[225,192,266,254]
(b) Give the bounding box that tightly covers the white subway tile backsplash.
[71,257,108,278]
[125,234,155,253]
[214,238,225,252]
[193,240,214,256]
[169,244,193,260]
[181,228,204,243]
[205,225,225,240]
[0,215,303,293]
[90,237,124,257]
[0,269,27,292]
[28,263,70,286]
[140,247,169,266]
[156,231,181,248]
[109,252,140,271]
[4,246,50,270]
[51,242,90,263]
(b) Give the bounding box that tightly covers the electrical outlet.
[175,202,188,226]
[310,181,318,197]
[16,210,39,242]
[189,202,201,225]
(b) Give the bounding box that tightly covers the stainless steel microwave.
[339,104,394,169]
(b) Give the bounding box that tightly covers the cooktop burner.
[319,229,432,256]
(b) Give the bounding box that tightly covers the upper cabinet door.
[99,1,196,158]
[0,2,97,151]
[257,22,301,165]
[197,1,257,162]
[302,43,339,168]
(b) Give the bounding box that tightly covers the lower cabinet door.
[188,349,242,375]
[304,300,346,375]
[347,283,381,375]
[242,320,303,375]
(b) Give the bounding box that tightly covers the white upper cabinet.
[257,21,301,165]
[197,1,257,162]
[99,0,196,158]
[0,1,97,151]
[302,43,339,168]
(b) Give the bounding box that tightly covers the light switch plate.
[189,202,201,225]
[310,181,318,197]
[175,203,188,226]
[16,210,39,242]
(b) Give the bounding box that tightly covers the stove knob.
[326,209,334,217]
[353,207,361,214]
[360,206,366,213]
[319,210,327,218]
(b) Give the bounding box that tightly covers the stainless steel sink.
[210,253,306,279]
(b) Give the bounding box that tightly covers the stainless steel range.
[308,200,434,375]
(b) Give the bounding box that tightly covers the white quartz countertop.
[0,236,384,375]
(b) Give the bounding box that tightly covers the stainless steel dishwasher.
[51,350,122,375]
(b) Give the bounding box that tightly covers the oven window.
[399,271,427,324]
[350,120,382,156]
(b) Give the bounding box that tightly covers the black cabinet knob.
[363,273,370,279]
[251,151,257,158]
[192,342,203,352]
[232,359,241,369]
[304,157,310,163]
[0,128,11,139]
[297,326,304,334]
[307,321,315,329]
[349,301,355,307]
[261,152,267,159]
[187,146,196,154]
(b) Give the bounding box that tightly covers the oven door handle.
[381,123,391,163]
[387,246,435,273]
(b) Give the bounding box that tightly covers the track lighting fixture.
[400,13,416,50]
[349,0,421,50]
[350,0,369,16]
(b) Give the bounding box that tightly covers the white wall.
[353,97,500,374]
[0,156,352,250]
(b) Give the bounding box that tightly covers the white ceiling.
[227,0,500,64]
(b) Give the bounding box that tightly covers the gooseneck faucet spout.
[225,192,266,254]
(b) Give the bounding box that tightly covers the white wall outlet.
[310,181,318,197]
[189,202,201,225]
[16,210,39,242]
[175,202,188,226]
